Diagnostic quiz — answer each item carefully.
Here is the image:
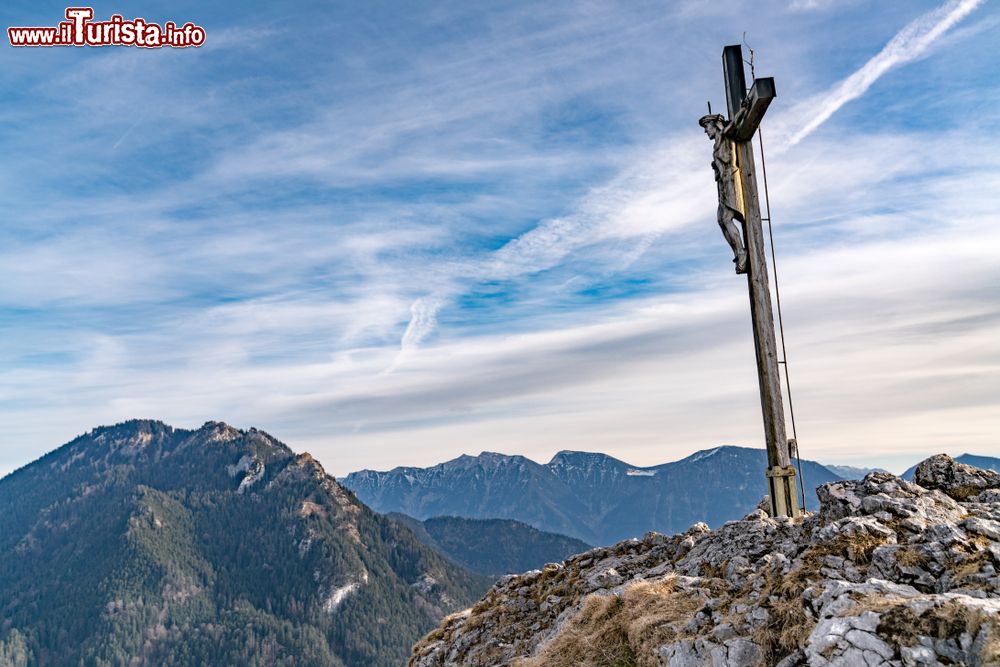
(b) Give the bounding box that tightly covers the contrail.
[112,121,139,150]
[786,0,983,148]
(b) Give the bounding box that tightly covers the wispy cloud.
[387,296,445,371]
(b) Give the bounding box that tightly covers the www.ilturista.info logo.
[8,8,206,48]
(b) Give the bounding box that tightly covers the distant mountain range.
[388,514,592,577]
[344,448,1000,547]
[823,464,888,479]
[342,446,844,546]
[0,421,487,667]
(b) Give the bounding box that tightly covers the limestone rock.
[914,453,1000,501]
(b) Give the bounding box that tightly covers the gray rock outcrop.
[410,454,1000,666]
[914,453,1000,501]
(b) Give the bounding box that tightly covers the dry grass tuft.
[950,551,990,585]
[892,546,927,568]
[514,577,702,667]
[844,532,889,565]
[742,560,816,664]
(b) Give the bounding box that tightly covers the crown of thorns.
[698,113,726,128]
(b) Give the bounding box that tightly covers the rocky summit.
[410,454,1000,667]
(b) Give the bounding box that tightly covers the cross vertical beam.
[720,45,801,518]
[722,45,747,120]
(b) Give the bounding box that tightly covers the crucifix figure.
[700,114,748,274]
[699,44,802,518]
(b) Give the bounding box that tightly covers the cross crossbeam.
[728,78,775,142]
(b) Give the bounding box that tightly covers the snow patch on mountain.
[688,447,721,462]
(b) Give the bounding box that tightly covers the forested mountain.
[0,420,488,667]
[387,514,592,576]
[342,446,843,545]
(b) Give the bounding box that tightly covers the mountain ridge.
[342,445,844,545]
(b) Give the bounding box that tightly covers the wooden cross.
[706,44,802,518]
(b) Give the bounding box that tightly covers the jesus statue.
[700,113,748,274]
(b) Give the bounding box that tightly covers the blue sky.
[2,0,998,477]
